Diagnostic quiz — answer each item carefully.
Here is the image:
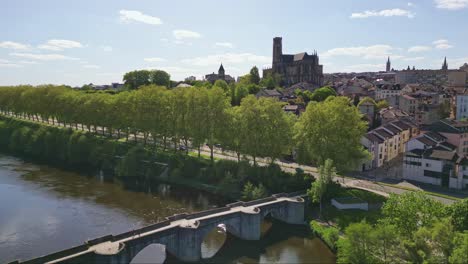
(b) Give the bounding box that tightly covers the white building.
[403,132,468,189]
[455,93,468,120]
[375,84,402,100]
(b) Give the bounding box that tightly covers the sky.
[1,0,468,86]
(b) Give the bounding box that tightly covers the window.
[424,170,443,178]
[426,163,431,167]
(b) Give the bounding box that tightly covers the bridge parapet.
[13,192,306,264]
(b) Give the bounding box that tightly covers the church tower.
[442,57,448,70]
[218,63,225,80]
[386,57,391,72]
[273,37,283,65]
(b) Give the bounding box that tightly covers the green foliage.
[376,99,389,110]
[123,69,171,89]
[295,96,369,171]
[337,221,376,264]
[241,181,267,201]
[449,232,468,264]
[309,86,337,102]
[357,97,376,107]
[310,221,340,250]
[249,66,260,85]
[149,70,171,87]
[308,159,335,215]
[123,70,151,89]
[446,198,468,231]
[382,192,445,235]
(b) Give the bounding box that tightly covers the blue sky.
[1,0,467,86]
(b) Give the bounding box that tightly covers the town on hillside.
[82,37,468,191]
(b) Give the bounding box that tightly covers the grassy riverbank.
[0,116,311,200]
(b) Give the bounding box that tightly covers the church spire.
[386,56,391,72]
[442,57,448,70]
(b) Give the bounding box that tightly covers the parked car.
[178,145,187,151]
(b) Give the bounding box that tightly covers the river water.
[0,154,335,263]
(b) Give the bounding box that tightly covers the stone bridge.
[11,193,305,264]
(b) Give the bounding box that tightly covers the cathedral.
[263,37,324,87]
[204,64,235,83]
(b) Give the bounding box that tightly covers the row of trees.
[0,84,368,171]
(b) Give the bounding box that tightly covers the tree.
[241,181,267,201]
[438,100,452,119]
[382,192,445,236]
[337,221,376,264]
[238,95,294,164]
[123,70,151,89]
[376,99,389,110]
[294,96,369,171]
[213,79,229,92]
[149,70,170,87]
[308,159,336,216]
[249,66,260,85]
[310,86,337,102]
[372,221,400,263]
[449,232,468,264]
[446,198,468,231]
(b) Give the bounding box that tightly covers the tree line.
[0,84,368,171]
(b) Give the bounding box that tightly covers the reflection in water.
[0,154,335,264]
[192,218,335,264]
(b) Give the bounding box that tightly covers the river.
[0,154,335,263]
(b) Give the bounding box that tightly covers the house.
[360,120,416,170]
[375,84,401,100]
[283,104,300,115]
[422,119,468,157]
[403,131,468,189]
[379,107,410,124]
[255,89,283,99]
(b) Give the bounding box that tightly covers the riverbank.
[0,116,310,201]
[0,154,336,264]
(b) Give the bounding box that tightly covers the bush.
[310,220,340,250]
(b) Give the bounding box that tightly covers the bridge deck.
[45,196,302,264]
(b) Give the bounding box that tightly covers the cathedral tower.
[218,63,225,80]
[273,37,283,65]
[442,57,448,70]
[386,57,391,72]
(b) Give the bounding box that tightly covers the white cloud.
[173,30,202,40]
[350,8,414,18]
[19,60,39,64]
[408,46,432,52]
[119,10,162,25]
[83,64,100,69]
[408,2,414,6]
[403,56,425,61]
[173,40,192,46]
[38,39,83,51]
[0,60,22,67]
[435,0,468,10]
[214,42,234,48]
[10,52,80,61]
[449,57,468,67]
[182,53,270,66]
[0,41,30,50]
[144,57,166,63]
[433,39,453,49]
[101,46,113,52]
[322,45,397,59]
[342,64,385,72]
[160,38,169,43]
